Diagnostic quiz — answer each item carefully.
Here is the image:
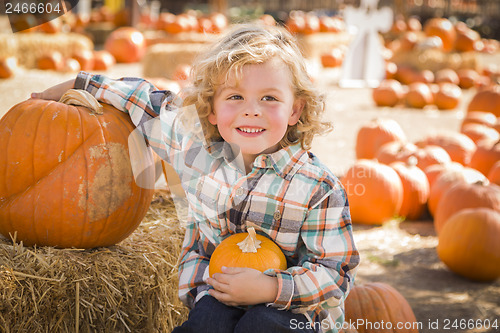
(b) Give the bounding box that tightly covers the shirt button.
[235,188,245,196]
[273,211,281,220]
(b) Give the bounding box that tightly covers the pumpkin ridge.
[30,101,55,246]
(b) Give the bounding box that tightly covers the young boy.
[32,24,359,332]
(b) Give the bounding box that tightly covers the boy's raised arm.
[31,79,75,101]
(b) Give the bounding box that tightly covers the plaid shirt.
[75,72,359,332]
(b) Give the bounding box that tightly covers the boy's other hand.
[31,79,76,101]
[206,266,278,307]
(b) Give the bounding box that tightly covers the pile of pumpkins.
[342,86,500,282]
[372,16,499,110]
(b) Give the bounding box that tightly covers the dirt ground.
[1,59,499,333]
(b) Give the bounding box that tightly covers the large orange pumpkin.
[0,90,154,248]
[437,208,500,282]
[104,27,146,63]
[434,180,500,234]
[345,282,419,333]
[467,85,500,117]
[209,227,287,277]
[341,160,403,224]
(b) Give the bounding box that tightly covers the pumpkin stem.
[59,89,103,115]
[237,227,262,253]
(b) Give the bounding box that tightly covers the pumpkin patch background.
[1,8,499,332]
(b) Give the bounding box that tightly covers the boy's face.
[210,58,304,165]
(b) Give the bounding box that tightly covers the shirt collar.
[206,140,309,179]
[253,144,309,180]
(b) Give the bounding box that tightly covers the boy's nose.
[244,104,262,117]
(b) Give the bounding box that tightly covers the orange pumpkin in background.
[71,49,95,71]
[434,83,462,110]
[345,282,419,333]
[104,27,146,63]
[437,208,500,282]
[0,90,154,248]
[0,57,18,78]
[372,79,404,107]
[355,118,407,160]
[467,85,500,117]
[341,159,403,225]
[434,180,500,234]
[209,227,287,277]
[93,50,116,71]
[423,18,457,52]
[37,50,65,71]
[390,157,430,220]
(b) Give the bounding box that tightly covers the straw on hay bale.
[295,32,351,59]
[0,190,188,333]
[0,32,93,68]
[142,43,206,79]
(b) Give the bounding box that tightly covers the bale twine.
[142,43,206,79]
[0,32,93,68]
[0,190,188,333]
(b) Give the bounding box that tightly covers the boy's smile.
[210,58,304,172]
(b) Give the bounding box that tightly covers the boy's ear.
[288,98,305,126]
[208,111,217,125]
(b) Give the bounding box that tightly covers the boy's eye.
[228,95,243,100]
[262,96,278,101]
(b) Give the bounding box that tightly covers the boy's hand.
[206,267,278,307]
[31,79,76,101]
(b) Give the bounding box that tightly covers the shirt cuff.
[264,268,294,310]
[74,71,91,90]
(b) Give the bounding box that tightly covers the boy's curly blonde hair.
[181,23,332,150]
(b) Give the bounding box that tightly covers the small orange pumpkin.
[467,85,500,117]
[93,50,116,71]
[434,83,462,110]
[423,18,457,52]
[372,79,404,107]
[437,208,500,282]
[104,27,146,63]
[405,82,433,109]
[0,57,17,79]
[209,227,287,277]
[0,90,154,248]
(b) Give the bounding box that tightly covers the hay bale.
[391,48,482,72]
[0,32,93,68]
[142,43,206,79]
[295,32,351,58]
[144,30,218,47]
[0,190,188,333]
